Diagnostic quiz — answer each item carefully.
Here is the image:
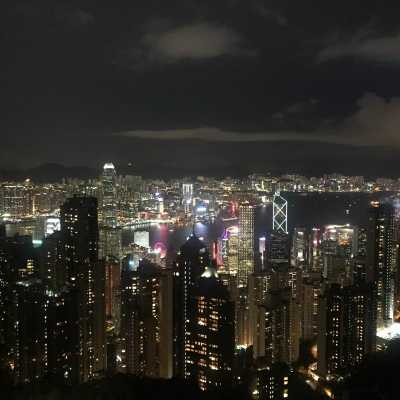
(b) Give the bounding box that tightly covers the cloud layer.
[143,23,251,62]
[318,30,400,64]
[116,93,400,147]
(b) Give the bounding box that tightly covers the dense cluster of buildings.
[1,164,400,399]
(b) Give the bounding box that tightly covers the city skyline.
[3,2,400,398]
[1,163,400,399]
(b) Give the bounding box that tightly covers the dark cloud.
[252,2,288,26]
[116,93,400,148]
[341,92,400,145]
[317,29,400,64]
[120,21,255,68]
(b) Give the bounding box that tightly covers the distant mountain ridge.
[0,163,251,182]
[0,163,98,183]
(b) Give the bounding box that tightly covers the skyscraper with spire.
[101,163,117,228]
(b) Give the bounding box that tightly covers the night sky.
[2,0,400,177]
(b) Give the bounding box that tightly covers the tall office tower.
[318,283,376,378]
[254,362,292,400]
[321,225,354,285]
[367,202,394,328]
[185,267,235,391]
[238,202,255,288]
[121,259,173,378]
[267,231,290,267]
[306,227,322,274]
[291,227,308,268]
[266,232,291,295]
[220,226,239,276]
[174,234,209,377]
[12,279,47,384]
[182,183,193,214]
[99,226,122,260]
[272,192,288,234]
[236,203,255,348]
[265,288,301,365]
[40,231,63,291]
[60,196,105,382]
[301,277,322,341]
[102,162,117,228]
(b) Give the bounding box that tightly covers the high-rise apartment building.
[301,277,322,341]
[265,288,301,365]
[174,234,210,377]
[368,202,394,328]
[185,267,235,391]
[254,362,292,400]
[121,259,173,378]
[318,283,376,378]
[12,279,47,384]
[60,196,105,382]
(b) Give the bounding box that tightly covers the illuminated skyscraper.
[182,183,193,215]
[267,231,290,267]
[318,283,376,378]
[99,226,122,260]
[309,227,323,274]
[121,260,173,378]
[221,226,239,276]
[238,202,255,288]
[60,196,105,382]
[368,202,394,328]
[102,163,117,228]
[185,267,235,391]
[291,228,307,267]
[236,203,255,348]
[174,234,209,377]
[272,192,288,234]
